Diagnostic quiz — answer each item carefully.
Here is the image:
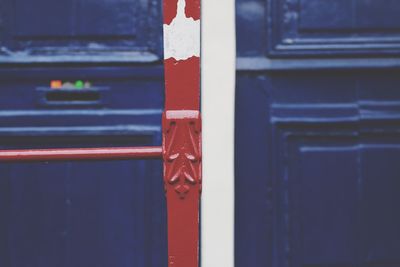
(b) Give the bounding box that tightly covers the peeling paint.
[163,0,200,60]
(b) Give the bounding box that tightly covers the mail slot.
[36,87,109,108]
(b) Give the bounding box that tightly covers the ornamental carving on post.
[163,110,202,199]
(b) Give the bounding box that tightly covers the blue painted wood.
[236,0,400,61]
[236,1,400,266]
[0,0,162,63]
[267,0,400,56]
[0,0,167,266]
[236,69,400,267]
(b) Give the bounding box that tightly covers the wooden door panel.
[235,69,400,266]
[0,0,162,63]
[0,134,166,267]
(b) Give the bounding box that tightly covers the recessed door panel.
[235,67,400,266]
[0,0,162,62]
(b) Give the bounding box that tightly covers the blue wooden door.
[236,0,400,266]
[0,0,167,266]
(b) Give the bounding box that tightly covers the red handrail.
[0,146,162,162]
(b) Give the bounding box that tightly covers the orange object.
[50,80,62,89]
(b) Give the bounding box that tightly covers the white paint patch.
[163,0,200,60]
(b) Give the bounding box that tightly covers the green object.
[75,80,84,89]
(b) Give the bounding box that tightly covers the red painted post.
[163,0,201,266]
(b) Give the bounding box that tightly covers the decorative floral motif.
[163,110,201,199]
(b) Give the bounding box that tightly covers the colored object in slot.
[62,82,75,89]
[84,81,92,88]
[75,80,84,89]
[50,80,62,89]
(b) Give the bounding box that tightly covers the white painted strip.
[201,0,236,265]
[163,0,200,60]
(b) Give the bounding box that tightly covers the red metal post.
[163,0,201,266]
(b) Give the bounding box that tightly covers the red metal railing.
[0,146,162,162]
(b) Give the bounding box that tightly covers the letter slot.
[36,87,109,108]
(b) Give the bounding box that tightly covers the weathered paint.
[163,0,201,266]
[184,0,200,20]
[163,0,179,25]
[163,0,200,60]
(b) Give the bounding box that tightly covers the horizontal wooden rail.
[0,146,162,162]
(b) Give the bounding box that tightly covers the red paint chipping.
[164,56,200,110]
[185,0,200,20]
[163,1,201,267]
[164,0,179,25]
